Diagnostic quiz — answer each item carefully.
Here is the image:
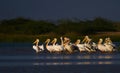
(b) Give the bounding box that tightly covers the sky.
[0,0,120,21]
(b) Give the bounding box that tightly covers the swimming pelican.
[74,39,91,52]
[33,39,44,53]
[45,39,55,53]
[51,38,57,45]
[63,37,78,54]
[97,38,108,52]
[82,35,91,44]
[103,37,115,52]
[51,37,64,53]
[82,36,96,52]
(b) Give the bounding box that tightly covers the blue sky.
[0,0,120,21]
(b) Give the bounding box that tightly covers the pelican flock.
[33,36,117,54]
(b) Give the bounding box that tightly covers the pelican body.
[45,38,64,53]
[33,45,44,53]
[97,38,115,52]
[33,39,44,53]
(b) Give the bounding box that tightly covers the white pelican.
[51,37,64,53]
[45,39,55,53]
[63,37,78,54]
[103,37,115,52]
[97,38,113,52]
[82,35,91,44]
[33,39,44,53]
[51,38,57,45]
[82,36,96,52]
[74,39,91,52]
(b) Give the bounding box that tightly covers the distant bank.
[0,32,120,43]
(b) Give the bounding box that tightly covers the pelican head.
[85,35,89,39]
[98,38,103,44]
[107,37,112,43]
[77,39,80,43]
[64,37,69,41]
[104,38,109,44]
[51,38,57,44]
[45,39,50,43]
[33,38,39,44]
[63,37,70,43]
[75,39,81,45]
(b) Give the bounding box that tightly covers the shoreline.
[0,32,120,42]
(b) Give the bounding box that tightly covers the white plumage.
[33,39,44,53]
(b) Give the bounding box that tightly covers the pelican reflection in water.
[32,54,113,66]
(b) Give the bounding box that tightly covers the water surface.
[0,43,120,73]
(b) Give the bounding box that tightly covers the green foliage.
[0,17,119,36]
[0,18,56,35]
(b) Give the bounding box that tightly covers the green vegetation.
[0,17,120,42]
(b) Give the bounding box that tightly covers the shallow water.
[0,43,120,73]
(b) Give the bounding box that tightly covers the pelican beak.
[51,39,55,44]
[51,38,57,43]
[33,40,37,44]
[82,38,86,43]
[45,40,48,43]
[33,39,39,44]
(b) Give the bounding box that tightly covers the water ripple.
[0,54,120,66]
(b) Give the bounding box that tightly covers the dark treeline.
[0,17,120,35]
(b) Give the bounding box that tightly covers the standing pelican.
[33,39,44,53]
